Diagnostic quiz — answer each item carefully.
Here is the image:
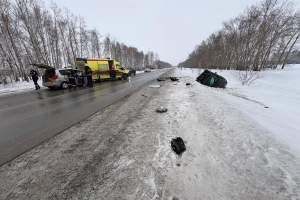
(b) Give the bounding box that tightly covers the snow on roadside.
[155,69,300,199]
[179,65,300,157]
[0,79,43,96]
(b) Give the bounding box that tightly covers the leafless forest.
[179,0,300,71]
[0,0,169,85]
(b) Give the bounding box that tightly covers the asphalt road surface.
[0,69,171,165]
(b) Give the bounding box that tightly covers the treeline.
[0,0,161,84]
[156,61,173,69]
[178,0,300,70]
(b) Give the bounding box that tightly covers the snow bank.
[179,65,300,157]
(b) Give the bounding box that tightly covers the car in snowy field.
[31,63,85,89]
[144,68,151,73]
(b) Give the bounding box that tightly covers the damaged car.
[31,63,85,89]
[196,69,227,88]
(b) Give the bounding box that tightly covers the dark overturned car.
[196,69,227,88]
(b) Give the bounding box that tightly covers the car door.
[31,63,57,83]
[97,61,110,80]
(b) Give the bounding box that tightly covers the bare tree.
[0,0,161,85]
[0,7,26,81]
[282,34,299,69]
[103,35,111,58]
[180,0,300,74]
[89,29,102,58]
[231,68,265,86]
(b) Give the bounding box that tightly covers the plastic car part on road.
[156,107,167,113]
[171,137,186,155]
[170,77,179,81]
[157,77,166,81]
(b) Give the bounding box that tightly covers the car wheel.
[60,82,69,89]
[123,74,128,80]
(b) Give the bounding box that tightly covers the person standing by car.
[110,65,116,80]
[66,69,77,89]
[29,68,40,90]
[84,64,93,87]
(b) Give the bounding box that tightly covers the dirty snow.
[0,66,300,199]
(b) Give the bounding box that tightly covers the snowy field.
[0,65,300,199]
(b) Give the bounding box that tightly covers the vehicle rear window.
[59,70,66,75]
[45,69,55,77]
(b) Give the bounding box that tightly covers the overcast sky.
[43,0,300,66]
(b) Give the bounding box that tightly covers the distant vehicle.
[75,58,129,82]
[144,68,151,73]
[31,63,85,89]
[127,67,136,76]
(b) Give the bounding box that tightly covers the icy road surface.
[1,69,300,199]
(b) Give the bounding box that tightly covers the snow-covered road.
[1,68,299,199]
